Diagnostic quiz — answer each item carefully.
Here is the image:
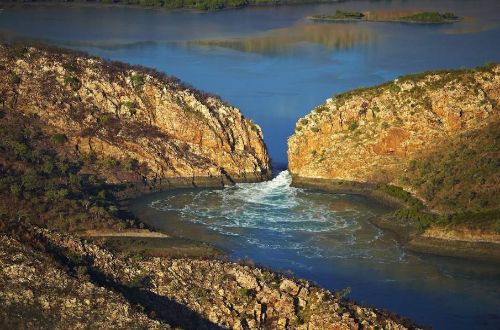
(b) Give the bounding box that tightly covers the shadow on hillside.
[88,268,224,330]
[25,229,225,329]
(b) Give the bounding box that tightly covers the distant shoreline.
[0,0,344,12]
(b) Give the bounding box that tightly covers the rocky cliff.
[289,65,498,185]
[0,44,270,186]
[288,65,499,252]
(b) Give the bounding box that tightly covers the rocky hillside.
[0,44,270,187]
[288,65,499,247]
[0,234,168,329]
[0,222,418,329]
[289,65,498,184]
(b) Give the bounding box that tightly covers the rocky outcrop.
[0,225,418,329]
[288,65,500,259]
[288,65,499,185]
[0,44,271,186]
[0,235,169,329]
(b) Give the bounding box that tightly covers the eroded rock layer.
[0,45,270,185]
[288,65,499,188]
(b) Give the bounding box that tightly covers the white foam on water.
[149,171,403,262]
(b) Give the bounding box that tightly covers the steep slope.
[0,44,270,187]
[0,222,418,330]
[0,235,170,329]
[289,65,498,184]
[288,65,500,257]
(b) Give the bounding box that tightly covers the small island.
[308,10,461,24]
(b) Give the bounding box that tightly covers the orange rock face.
[0,45,271,184]
[288,65,500,184]
[372,128,410,156]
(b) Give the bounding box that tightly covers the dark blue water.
[1,0,499,163]
[130,172,500,329]
[2,1,500,328]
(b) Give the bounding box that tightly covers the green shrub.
[393,207,437,230]
[103,157,120,169]
[192,287,210,301]
[238,287,249,298]
[98,113,113,125]
[123,101,137,116]
[64,76,81,91]
[315,105,328,114]
[10,184,22,198]
[378,184,424,210]
[312,10,364,20]
[51,133,68,144]
[123,158,139,171]
[127,274,154,288]
[389,83,401,93]
[10,74,21,85]
[348,121,359,131]
[130,74,145,90]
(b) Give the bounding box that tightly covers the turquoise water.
[2,1,500,328]
[130,172,500,329]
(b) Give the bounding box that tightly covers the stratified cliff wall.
[0,45,271,186]
[288,65,499,210]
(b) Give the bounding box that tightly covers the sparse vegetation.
[0,111,139,232]
[400,12,459,23]
[398,122,500,231]
[130,74,145,90]
[309,10,364,21]
[308,10,459,23]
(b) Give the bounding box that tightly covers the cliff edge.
[0,44,271,187]
[288,64,500,259]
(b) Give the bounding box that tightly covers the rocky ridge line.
[0,44,271,187]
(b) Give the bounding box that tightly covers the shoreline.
[291,175,500,263]
[116,171,272,200]
[111,172,272,259]
[307,16,461,24]
[0,1,343,12]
